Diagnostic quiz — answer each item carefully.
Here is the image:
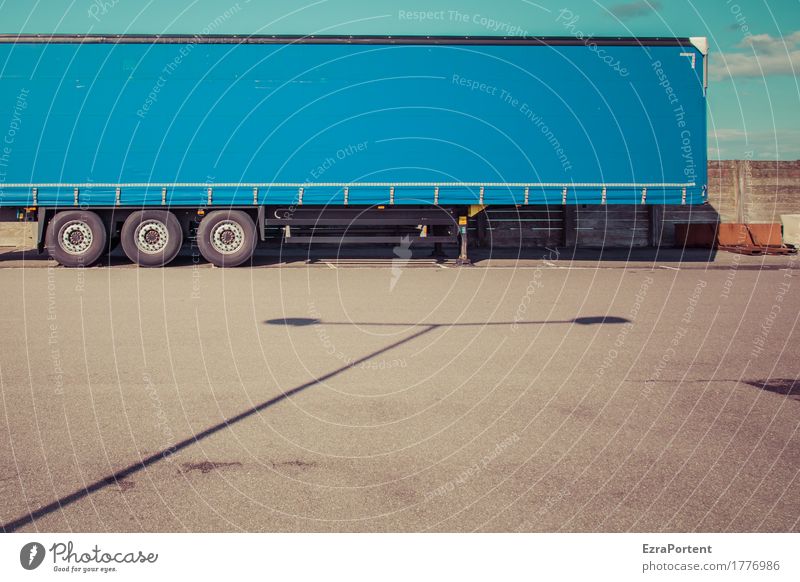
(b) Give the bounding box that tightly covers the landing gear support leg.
[455,216,472,266]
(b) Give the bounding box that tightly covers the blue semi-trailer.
[0,34,708,267]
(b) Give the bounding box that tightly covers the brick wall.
[707,160,800,223]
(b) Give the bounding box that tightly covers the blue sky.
[1,0,798,159]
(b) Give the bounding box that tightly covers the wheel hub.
[59,221,93,255]
[134,220,169,254]
[211,221,245,254]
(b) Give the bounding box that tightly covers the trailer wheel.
[120,210,183,267]
[46,210,107,267]
[196,210,256,267]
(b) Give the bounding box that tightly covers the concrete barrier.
[0,222,36,247]
[781,215,800,247]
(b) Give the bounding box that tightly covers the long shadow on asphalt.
[1,315,629,532]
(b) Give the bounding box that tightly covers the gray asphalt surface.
[1,247,798,532]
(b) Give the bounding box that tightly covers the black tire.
[46,210,107,267]
[196,210,257,267]
[120,210,183,267]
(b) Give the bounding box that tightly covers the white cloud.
[709,128,800,159]
[711,31,800,79]
[710,129,748,141]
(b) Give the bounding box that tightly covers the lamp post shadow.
[2,314,629,532]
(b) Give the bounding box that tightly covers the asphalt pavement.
[0,246,798,532]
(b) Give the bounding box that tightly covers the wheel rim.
[134,220,169,254]
[58,220,93,255]
[210,220,245,254]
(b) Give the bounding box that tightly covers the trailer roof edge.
[0,33,696,47]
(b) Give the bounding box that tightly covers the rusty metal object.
[675,222,797,255]
[748,223,784,247]
[716,224,750,246]
[719,223,796,255]
[716,223,760,255]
